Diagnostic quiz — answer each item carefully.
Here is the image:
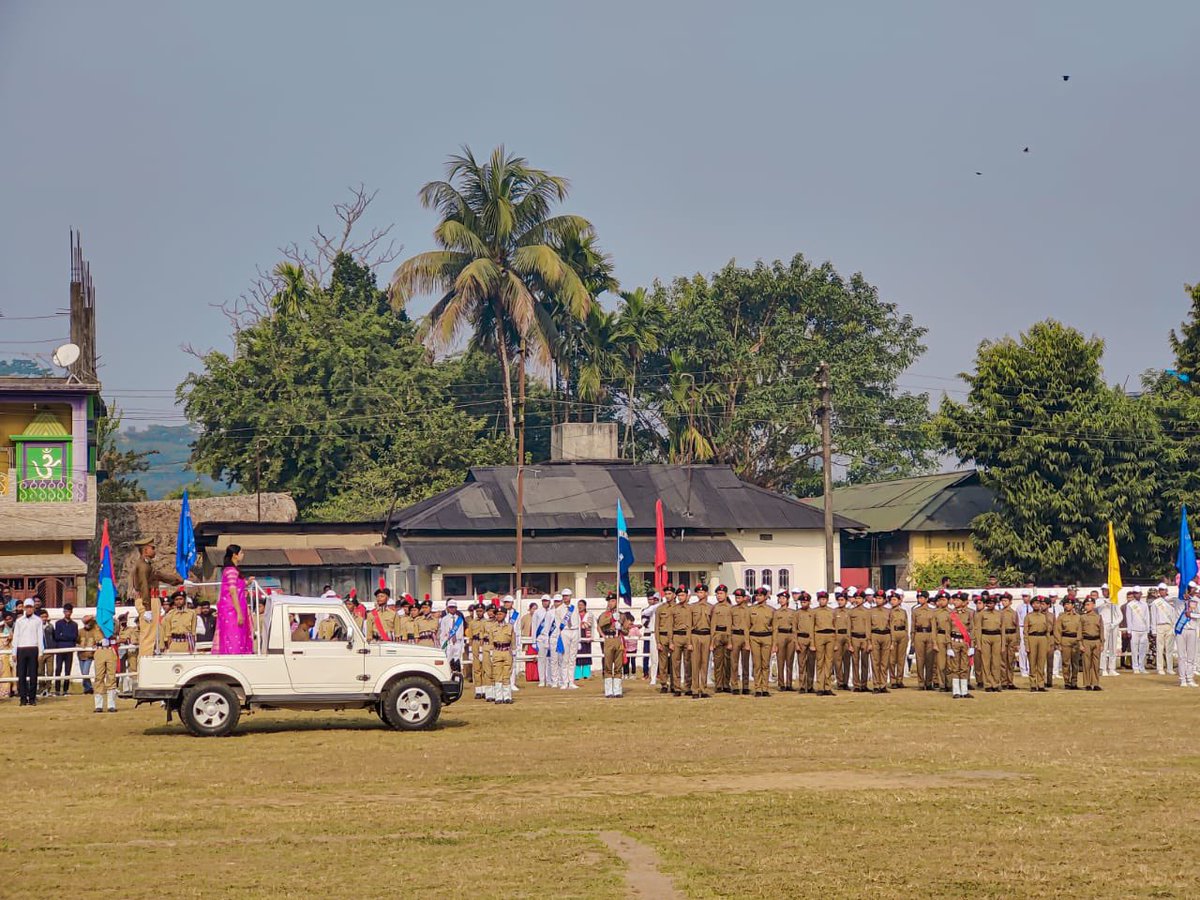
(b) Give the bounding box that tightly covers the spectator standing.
[195,600,216,648]
[52,603,80,695]
[2,585,16,616]
[38,609,53,696]
[575,600,593,681]
[14,599,44,705]
[77,614,101,693]
[622,612,640,677]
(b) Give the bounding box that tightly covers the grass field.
[4,673,1199,899]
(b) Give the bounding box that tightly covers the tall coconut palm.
[661,350,715,464]
[575,307,623,423]
[389,146,593,446]
[613,287,666,457]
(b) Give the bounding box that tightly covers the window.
[759,533,774,541]
[778,569,790,593]
[443,575,467,597]
[761,569,772,591]
[743,569,757,591]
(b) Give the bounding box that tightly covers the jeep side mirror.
[346,639,354,651]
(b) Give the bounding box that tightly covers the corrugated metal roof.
[284,548,323,566]
[401,537,744,567]
[0,553,87,577]
[801,470,992,533]
[391,464,860,534]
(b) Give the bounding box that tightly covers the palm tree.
[575,307,623,423]
[389,146,593,446]
[271,263,313,318]
[613,287,665,457]
[661,350,715,464]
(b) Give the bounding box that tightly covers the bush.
[909,555,1024,591]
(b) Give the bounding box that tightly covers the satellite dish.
[52,342,80,368]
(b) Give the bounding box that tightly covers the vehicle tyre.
[181,682,241,737]
[382,677,441,731]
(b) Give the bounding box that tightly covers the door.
[282,607,366,695]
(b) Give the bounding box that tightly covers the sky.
[1,1,1198,427]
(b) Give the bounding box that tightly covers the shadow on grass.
[140,717,469,737]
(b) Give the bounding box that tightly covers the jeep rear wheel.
[181,682,241,737]
[382,677,441,731]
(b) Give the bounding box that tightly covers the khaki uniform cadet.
[832,596,852,690]
[655,590,675,693]
[480,609,496,701]
[1024,598,1051,691]
[709,586,733,693]
[946,597,974,699]
[729,589,753,695]
[160,591,197,653]
[490,614,515,704]
[365,589,401,641]
[867,594,892,693]
[811,592,837,695]
[78,616,101,694]
[889,593,909,687]
[316,616,340,641]
[129,537,184,659]
[1000,594,1020,689]
[848,594,872,692]
[415,604,439,647]
[974,595,1003,692]
[793,593,816,693]
[669,592,690,696]
[91,622,119,713]
[1055,598,1083,689]
[933,594,953,692]
[469,607,488,697]
[598,596,625,698]
[118,617,139,674]
[1079,599,1104,691]
[689,586,713,698]
[910,592,935,689]
[748,588,775,696]
[773,592,796,691]
[1043,597,1058,687]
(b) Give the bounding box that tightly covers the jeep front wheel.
[181,682,241,737]
[382,677,441,731]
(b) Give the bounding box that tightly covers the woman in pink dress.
[213,545,255,654]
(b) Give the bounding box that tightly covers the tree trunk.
[495,322,516,446]
[624,357,638,459]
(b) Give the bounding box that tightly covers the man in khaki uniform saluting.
[129,537,184,661]
[598,593,625,698]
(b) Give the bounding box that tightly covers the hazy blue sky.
[1,1,1197,425]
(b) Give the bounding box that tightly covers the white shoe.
[567,682,579,690]
[510,684,520,691]
[1158,670,1165,675]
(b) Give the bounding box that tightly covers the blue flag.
[175,490,197,581]
[617,499,635,605]
[97,519,117,639]
[1176,505,1197,635]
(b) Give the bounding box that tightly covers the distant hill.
[116,424,231,500]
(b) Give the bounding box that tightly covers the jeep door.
[282,607,367,694]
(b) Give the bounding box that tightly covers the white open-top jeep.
[121,595,462,736]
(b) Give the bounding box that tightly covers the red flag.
[654,499,668,593]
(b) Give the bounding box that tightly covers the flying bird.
[975,171,983,176]
[1062,75,1070,81]
[1023,147,1030,153]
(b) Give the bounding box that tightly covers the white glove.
[968,648,975,658]
[142,611,153,623]
[946,648,955,658]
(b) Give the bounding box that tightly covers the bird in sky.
[1023,147,1030,153]
[1062,75,1070,82]
[975,171,983,176]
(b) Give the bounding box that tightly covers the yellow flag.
[1107,521,1123,603]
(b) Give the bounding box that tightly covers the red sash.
[949,611,972,647]
[371,610,392,642]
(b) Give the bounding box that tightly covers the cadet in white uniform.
[1123,589,1150,674]
[1151,585,1177,675]
[1097,586,1124,676]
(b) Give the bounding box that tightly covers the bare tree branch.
[279,184,401,283]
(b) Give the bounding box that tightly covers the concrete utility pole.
[817,361,835,592]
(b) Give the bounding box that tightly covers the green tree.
[939,320,1160,582]
[1142,281,1200,558]
[96,403,154,502]
[389,146,594,450]
[613,287,666,458]
[638,255,933,493]
[909,555,1025,591]
[180,254,510,514]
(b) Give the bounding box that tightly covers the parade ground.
[4,676,1199,899]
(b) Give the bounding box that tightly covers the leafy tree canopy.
[96,403,153,503]
[939,320,1160,582]
[180,253,510,517]
[637,255,935,495]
